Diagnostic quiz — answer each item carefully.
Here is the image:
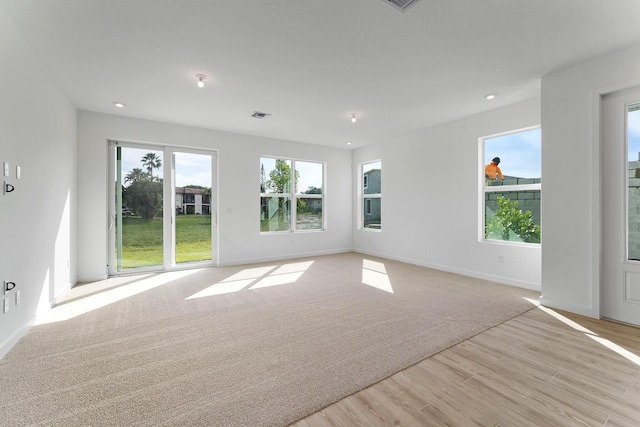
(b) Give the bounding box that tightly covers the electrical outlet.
[15,291,20,305]
[3,298,8,313]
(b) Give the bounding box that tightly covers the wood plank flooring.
[293,306,640,426]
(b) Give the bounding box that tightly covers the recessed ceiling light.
[113,102,125,108]
[351,113,357,123]
[485,93,497,100]
[346,141,352,145]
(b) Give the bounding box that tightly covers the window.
[627,103,640,260]
[481,127,541,243]
[361,160,381,230]
[260,157,324,232]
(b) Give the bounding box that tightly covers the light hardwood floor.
[293,306,640,426]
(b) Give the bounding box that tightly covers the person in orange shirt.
[485,157,504,183]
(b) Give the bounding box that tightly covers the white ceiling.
[3,0,640,148]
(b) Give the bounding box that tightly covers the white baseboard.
[353,249,542,291]
[0,318,35,360]
[53,282,73,306]
[218,248,353,267]
[538,296,598,318]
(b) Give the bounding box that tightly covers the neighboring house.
[363,169,381,228]
[175,187,210,215]
[363,169,381,195]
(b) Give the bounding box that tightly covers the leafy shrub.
[486,196,540,243]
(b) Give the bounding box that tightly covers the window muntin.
[482,127,541,244]
[260,157,324,232]
[362,160,381,230]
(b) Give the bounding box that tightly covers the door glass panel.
[174,152,212,264]
[628,103,640,260]
[115,147,164,271]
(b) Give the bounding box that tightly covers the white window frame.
[360,160,382,231]
[479,126,541,245]
[260,156,325,233]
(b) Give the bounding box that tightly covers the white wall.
[541,44,640,317]
[77,111,353,281]
[0,7,77,357]
[352,98,541,290]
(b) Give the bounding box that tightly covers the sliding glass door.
[173,152,213,264]
[109,141,217,275]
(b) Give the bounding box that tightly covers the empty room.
[1,1,639,425]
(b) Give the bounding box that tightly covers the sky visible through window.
[628,106,640,162]
[484,127,541,179]
[119,149,212,187]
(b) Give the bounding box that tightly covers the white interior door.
[602,88,640,326]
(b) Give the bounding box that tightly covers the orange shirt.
[485,162,504,180]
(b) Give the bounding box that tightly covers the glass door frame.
[108,140,218,276]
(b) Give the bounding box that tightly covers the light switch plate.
[3,162,8,177]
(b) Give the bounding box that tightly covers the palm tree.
[141,153,162,179]
[124,168,146,184]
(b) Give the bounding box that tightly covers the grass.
[120,215,211,269]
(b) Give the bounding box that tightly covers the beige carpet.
[0,252,539,426]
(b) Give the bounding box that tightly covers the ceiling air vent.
[383,0,419,12]
[251,111,272,119]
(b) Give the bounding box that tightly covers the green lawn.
[120,215,211,269]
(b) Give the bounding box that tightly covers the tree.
[486,196,540,243]
[125,179,162,220]
[124,168,146,184]
[304,186,322,194]
[141,152,162,180]
[265,159,296,193]
[122,154,163,220]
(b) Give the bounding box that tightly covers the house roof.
[2,0,640,148]
[176,187,208,195]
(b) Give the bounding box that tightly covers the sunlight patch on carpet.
[37,269,200,324]
[362,259,393,293]
[187,261,314,298]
